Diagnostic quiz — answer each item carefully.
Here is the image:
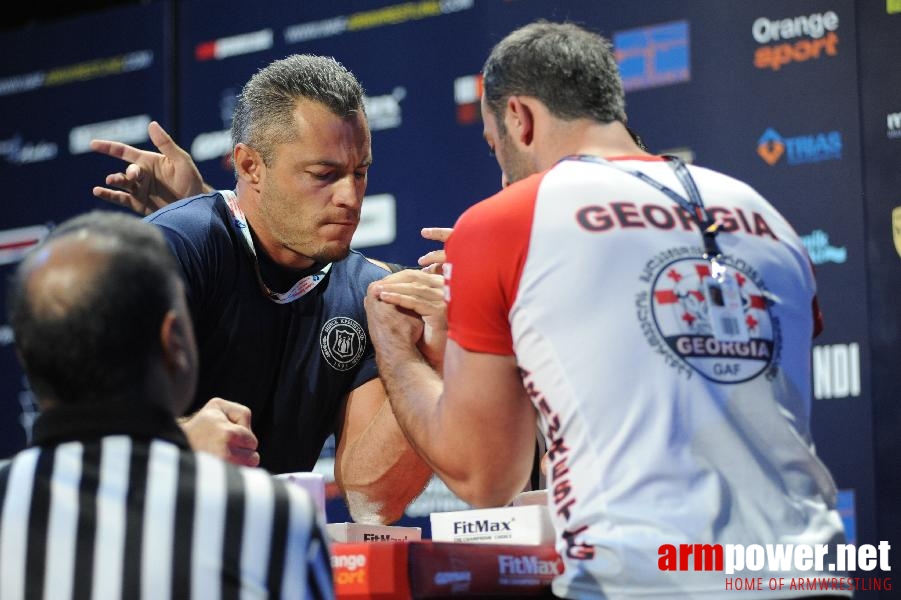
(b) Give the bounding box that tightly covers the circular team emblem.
[320,317,366,372]
[646,256,777,383]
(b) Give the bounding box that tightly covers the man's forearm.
[371,337,536,508]
[372,343,446,471]
[336,374,433,524]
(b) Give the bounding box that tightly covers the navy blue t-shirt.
[146,192,386,473]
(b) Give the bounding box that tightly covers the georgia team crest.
[639,253,779,383]
[320,317,366,371]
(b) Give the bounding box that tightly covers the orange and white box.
[331,542,411,599]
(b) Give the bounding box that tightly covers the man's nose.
[333,175,363,209]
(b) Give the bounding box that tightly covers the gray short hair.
[231,54,366,166]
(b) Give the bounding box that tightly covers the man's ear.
[506,96,535,147]
[233,143,264,191]
[160,310,191,375]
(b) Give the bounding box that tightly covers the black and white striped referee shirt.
[0,403,334,599]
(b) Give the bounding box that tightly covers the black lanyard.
[564,154,724,261]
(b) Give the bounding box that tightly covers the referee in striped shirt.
[0,211,333,599]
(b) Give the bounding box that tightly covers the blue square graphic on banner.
[614,20,690,92]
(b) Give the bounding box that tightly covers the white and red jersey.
[445,156,847,599]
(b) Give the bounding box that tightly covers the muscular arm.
[364,288,536,508]
[333,377,432,524]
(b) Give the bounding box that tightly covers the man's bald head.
[8,211,194,412]
[20,232,117,324]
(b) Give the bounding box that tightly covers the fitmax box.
[430,504,555,545]
[327,522,422,543]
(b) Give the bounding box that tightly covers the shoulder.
[144,192,231,241]
[332,250,390,287]
[685,164,764,199]
[143,192,236,259]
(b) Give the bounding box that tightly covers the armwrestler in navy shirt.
[90,55,446,524]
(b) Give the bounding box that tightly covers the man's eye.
[487,146,495,157]
[354,171,368,180]
[311,172,334,181]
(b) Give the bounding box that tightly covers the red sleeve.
[444,173,541,354]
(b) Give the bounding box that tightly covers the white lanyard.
[222,190,332,304]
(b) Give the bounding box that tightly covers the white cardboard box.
[429,504,555,545]
[275,472,327,526]
[326,522,422,543]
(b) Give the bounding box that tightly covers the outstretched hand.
[90,121,209,216]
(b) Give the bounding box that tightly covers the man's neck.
[537,120,651,170]
[233,187,316,270]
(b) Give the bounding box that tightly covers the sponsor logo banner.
[0,50,153,97]
[190,129,231,163]
[195,29,273,62]
[453,74,483,124]
[800,230,847,265]
[364,87,405,132]
[813,343,860,399]
[69,115,150,155]
[0,134,58,165]
[0,225,49,266]
[352,194,396,248]
[284,0,474,44]
[752,11,839,71]
[757,128,841,166]
[614,20,690,92]
[888,111,901,139]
